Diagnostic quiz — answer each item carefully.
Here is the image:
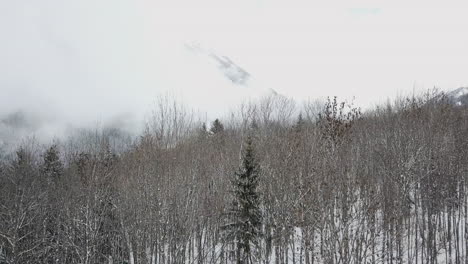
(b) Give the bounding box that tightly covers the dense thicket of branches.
[1,91,468,264]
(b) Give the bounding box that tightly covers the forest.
[1,90,468,264]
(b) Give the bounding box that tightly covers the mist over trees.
[1,90,468,264]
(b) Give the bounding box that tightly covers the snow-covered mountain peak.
[184,42,280,98]
[184,42,250,86]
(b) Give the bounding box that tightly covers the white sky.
[1,0,468,134]
[147,1,468,102]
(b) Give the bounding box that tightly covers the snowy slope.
[183,42,279,102]
[447,87,468,106]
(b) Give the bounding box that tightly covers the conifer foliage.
[210,118,225,134]
[41,144,63,186]
[224,136,262,264]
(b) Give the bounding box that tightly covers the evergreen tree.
[224,136,262,264]
[210,118,224,134]
[41,144,65,263]
[13,147,33,176]
[41,144,63,186]
[293,113,305,134]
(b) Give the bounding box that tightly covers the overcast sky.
[1,0,468,139]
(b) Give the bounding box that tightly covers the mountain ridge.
[446,86,468,106]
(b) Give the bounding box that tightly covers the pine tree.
[41,144,63,186]
[210,118,224,134]
[224,136,262,264]
[41,144,65,263]
[293,113,305,134]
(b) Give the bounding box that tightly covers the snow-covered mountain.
[446,87,468,106]
[184,42,279,98]
[209,53,250,86]
[184,42,249,86]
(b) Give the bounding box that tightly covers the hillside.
[1,91,468,263]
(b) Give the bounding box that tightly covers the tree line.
[1,90,468,264]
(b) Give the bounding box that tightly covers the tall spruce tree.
[210,118,224,134]
[41,144,63,186]
[41,144,64,263]
[224,136,262,264]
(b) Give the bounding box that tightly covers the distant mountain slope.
[208,53,250,86]
[184,42,279,96]
[447,87,468,106]
[184,42,250,86]
[181,42,283,118]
